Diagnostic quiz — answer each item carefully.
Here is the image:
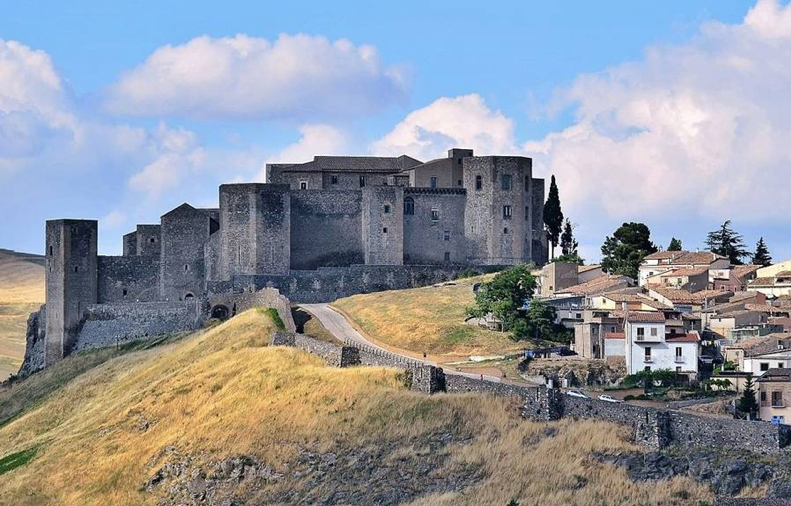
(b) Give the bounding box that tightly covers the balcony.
[644,356,653,363]
[674,356,685,363]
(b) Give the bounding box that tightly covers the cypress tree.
[543,175,563,259]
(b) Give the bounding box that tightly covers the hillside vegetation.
[0,249,45,380]
[0,307,709,506]
[333,275,527,360]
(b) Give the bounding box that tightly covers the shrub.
[456,267,481,279]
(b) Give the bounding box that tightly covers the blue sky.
[2,0,789,264]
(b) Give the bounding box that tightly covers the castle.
[27,149,547,372]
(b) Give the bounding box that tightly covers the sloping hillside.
[0,309,709,506]
[0,249,45,380]
[332,275,526,360]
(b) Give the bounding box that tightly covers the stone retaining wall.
[209,288,296,332]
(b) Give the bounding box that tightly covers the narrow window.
[49,246,53,256]
[501,174,512,190]
[475,175,482,190]
[503,227,509,234]
[383,204,391,214]
[430,176,438,188]
[525,206,530,221]
[637,327,645,340]
[444,252,451,262]
[404,197,414,215]
[443,231,450,241]
[331,175,338,185]
[359,175,366,188]
[524,175,530,191]
[122,289,128,297]
[431,208,439,221]
[383,227,388,234]
[645,346,652,359]
[74,266,79,273]
[503,205,512,219]
[457,179,462,186]
[299,181,308,190]
[184,264,189,272]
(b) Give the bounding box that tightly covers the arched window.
[475,175,482,190]
[404,197,415,215]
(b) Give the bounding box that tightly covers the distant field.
[332,275,526,360]
[0,250,45,380]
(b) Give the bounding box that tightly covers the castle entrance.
[211,305,230,320]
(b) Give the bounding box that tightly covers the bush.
[456,267,481,279]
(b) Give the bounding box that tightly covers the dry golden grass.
[333,275,525,360]
[0,309,711,506]
[0,249,45,380]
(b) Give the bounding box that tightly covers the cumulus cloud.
[372,94,516,160]
[104,34,406,120]
[524,0,791,228]
[267,124,347,164]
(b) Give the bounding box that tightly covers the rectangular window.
[645,347,651,357]
[430,176,438,188]
[503,205,512,219]
[475,175,482,190]
[383,204,391,214]
[457,179,462,186]
[524,175,529,191]
[299,181,308,190]
[772,391,784,407]
[761,391,768,406]
[383,227,388,233]
[444,251,451,262]
[675,346,682,357]
[404,198,414,215]
[676,366,681,372]
[761,362,770,371]
[443,231,450,241]
[431,208,439,221]
[503,227,509,234]
[331,175,338,185]
[650,327,658,337]
[637,327,645,340]
[359,175,366,188]
[501,174,511,190]
[525,206,530,221]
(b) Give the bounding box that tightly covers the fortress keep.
[25,149,547,371]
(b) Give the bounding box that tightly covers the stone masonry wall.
[403,189,466,265]
[97,255,160,303]
[208,288,296,333]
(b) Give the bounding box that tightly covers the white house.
[624,312,699,376]
[743,350,791,377]
[638,250,730,287]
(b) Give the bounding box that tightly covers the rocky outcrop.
[145,434,482,506]
[18,305,45,378]
[598,448,791,500]
[520,357,626,387]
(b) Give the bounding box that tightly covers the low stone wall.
[342,338,424,369]
[74,301,204,351]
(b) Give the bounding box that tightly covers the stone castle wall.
[97,255,160,303]
[403,189,467,265]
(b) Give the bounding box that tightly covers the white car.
[598,394,621,403]
[566,390,590,399]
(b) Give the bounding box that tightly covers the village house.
[638,250,730,287]
[742,349,791,377]
[757,368,791,424]
[714,264,762,292]
[646,266,709,292]
[623,311,699,376]
[748,271,791,298]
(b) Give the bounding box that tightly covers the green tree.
[706,220,749,265]
[668,237,683,251]
[466,265,537,328]
[753,237,772,267]
[560,219,578,257]
[554,252,585,265]
[600,222,657,280]
[737,375,759,418]
[543,175,564,259]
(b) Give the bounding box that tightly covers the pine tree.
[753,237,772,267]
[601,222,658,280]
[668,237,682,251]
[560,219,578,256]
[705,220,749,265]
[543,175,563,260]
[737,375,758,418]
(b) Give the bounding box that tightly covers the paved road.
[299,303,501,382]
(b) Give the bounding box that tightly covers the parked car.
[598,394,621,403]
[566,389,590,399]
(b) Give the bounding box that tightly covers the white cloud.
[524,0,791,229]
[372,94,516,160]
[104,34,406,120]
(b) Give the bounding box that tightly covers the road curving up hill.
[0,308,710,506]
[0,249,44,380]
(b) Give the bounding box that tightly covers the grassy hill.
[0,309,709,506]
[0,249,45,380]
[332,275,526,361]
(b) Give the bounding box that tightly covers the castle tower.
[44,219,98,365]
[463,156,543,265]
[361,186,404,265]
[219,183,291,278]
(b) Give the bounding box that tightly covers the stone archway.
[211,305,230,320]
[184,292,195,301]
